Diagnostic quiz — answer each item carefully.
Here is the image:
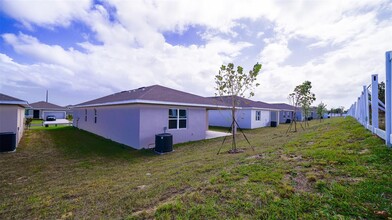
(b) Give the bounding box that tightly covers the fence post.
[364,85,370,127]
[371,74,379,133]
[361,87,366,126]
[352,103,355,116]
[386,51,391,147]
[356,97,360,121]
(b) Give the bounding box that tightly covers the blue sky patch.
[163,25,207,46]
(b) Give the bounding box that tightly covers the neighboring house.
[207,96,281,129]
[309,106,318,119]
[0,93,29,149]
[308,106,328,120]
[271,103,304,122]
[269,103,296,123]
[72,85,227,149]
[65,105,74,118]
[26,101,67,120]
[301,106,318,120]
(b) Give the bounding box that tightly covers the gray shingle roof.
[0,93,29,107]
[208,96,280,110]
[269,103,296,111]
[30,101,66,110]
[75,85,228,108]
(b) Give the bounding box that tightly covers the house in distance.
[26,101,67,120]
[72,85,228,149]
[207,96,281,129]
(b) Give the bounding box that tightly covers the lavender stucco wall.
[208,109,251,129]
[73,104,208,149]
[209,109,272,129]
[208,110,232,127]
[279,111,293,123]
[73,105,140,148]
[139,106,207,148]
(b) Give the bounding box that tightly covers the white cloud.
[0,0,92,28]
[2,33,81,70]
[255,19,392,108]
[1,0,391,109]
[256,32,265,38]
[259,39,291,65]
[1,29,251,105]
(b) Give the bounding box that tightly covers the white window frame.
[84,109,87,122]
[168,108,187,130]
[255,110,261,121]
[94,109,97,124]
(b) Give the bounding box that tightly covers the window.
[94,109,97,123]
[84,109,87,122]
[168,109,187,129]
[255,111,261,121]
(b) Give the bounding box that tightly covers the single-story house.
[271,103,304,122]
[72,85,227,149]
[269,103,296,123]
[26,101,67,120]
[207,96,281,129]
[307,106,329,120]
[0,93,29,150]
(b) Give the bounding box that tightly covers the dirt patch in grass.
[245,154,266,160]
[292,173,313,192]
[359,148,369,154]
[280,154,303,161]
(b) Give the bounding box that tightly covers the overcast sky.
[1,0,391,108]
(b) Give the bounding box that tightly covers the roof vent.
[138,87,146,90]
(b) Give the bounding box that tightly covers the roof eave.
[0,101,29,108]
[74,99,232,109]
[28,107,67,110]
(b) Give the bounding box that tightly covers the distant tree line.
[329,107,345,115]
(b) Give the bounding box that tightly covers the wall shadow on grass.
[41,126,156,160]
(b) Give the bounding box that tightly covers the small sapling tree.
[297,81,316,127]
[25,118,33,129]
[215,62,262,153]
[316,102,327,122]
[339,106,345,117]
[288,92,301,132]
[288,81,316,131]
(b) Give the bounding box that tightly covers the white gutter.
[244,107,283,111]
[0,101,29,107]
[74,99,233,109]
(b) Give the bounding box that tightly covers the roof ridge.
[138,85,158,99]
[0,93,25,102]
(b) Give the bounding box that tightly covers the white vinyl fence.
[347,51,392,147]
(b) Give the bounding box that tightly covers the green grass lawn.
[0,117,391,219]
[31,119,43,125]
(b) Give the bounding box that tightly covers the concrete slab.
[43,119,72,126]
[205,130,231,139]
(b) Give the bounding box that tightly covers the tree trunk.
[231,106,237,152]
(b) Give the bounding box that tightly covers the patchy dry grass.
[0,117,391,219]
